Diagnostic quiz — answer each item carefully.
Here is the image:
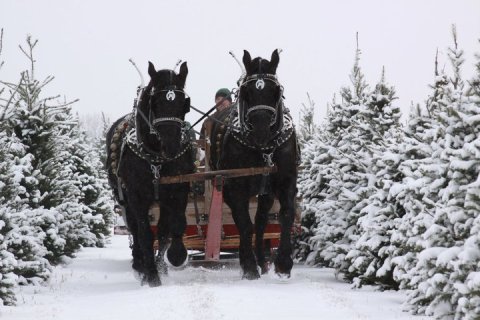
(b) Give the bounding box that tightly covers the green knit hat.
[215,88,232,101]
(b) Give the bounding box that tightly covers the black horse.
[209,50,299,279]
[106,61,194,286]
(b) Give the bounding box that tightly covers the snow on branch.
[0,28,4,71]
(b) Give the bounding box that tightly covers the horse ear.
[148,61,156,78]
[269,49,279,74]
[177,61,188,88]
[243,50,252,74]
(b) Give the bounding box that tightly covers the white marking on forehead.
[255,79,265,90]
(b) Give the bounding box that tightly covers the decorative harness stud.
[166,90,176,101]
[255,78,265,90]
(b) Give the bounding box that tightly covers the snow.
[1,235,430,320]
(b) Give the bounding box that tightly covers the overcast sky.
[1,0,479,130]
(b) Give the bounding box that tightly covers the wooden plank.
[204,176,224,261]
[185,194,282,226]
[184,233,281,250]
[158,166,278,184]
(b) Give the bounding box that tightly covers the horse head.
[239,49,284,147]
[136,61,190,159]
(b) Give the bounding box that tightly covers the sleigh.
[147,136,301,262]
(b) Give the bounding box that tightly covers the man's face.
[215,96,232,111]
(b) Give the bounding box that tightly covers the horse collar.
[125,128,191,166]
[229,107,294,152]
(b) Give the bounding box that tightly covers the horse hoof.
[274,265,291,280]
[260,262,270,275]
[274,254,293,276]
[142,273,161,287]
[166,240,188,268]
[274,272,291,280]
[242,270,260,280]
[156,257,169,275]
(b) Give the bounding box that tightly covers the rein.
[190,95,233,128]
[190,104,240,131]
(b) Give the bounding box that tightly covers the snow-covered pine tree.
[443,37,480,320]
[0,111,18,305]
[298,93,317,148]
[450,210,480,319]
[403,26,480,319]
[341,68,404,288]
[296,119,334,263]
[298,35,381,273]
[0,130,51,284]
[324,37,385,275]
[0,31,19,304]
[390,50,450,292]
[2,36,111,264]
[0,34,51,300]
[295,93,319,260]
[1,37,82,263]
[296,93,354,266]
[69,120,114,247]
[466,39,480,101]
[0,208,17,306]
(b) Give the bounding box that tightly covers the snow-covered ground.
[1,236,430,320]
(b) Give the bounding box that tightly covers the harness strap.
[192,193,204,238]
[259,151,275,195]
[125,128,192,165]
[151,164,162,201]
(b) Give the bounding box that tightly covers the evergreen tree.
[298,36,378,273]
[341,68,403,287]
[0,32,116,304]
[325,38,382,275]
[466,39,480,103]
[68,122,114,247]
[298,93,317,148]
[296,124,334,264]
[0,208,17,306]
[402,26,480,319]
[390,51,450,291]
[0,131,51,281]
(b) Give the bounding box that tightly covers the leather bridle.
[238,73,284,134]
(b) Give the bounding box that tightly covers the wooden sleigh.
[146,123,300,262]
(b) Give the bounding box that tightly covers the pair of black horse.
[106,50,298,286]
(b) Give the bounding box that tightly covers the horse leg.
[155,203,170,275]
[224,184,259,280]
[130,198,161,287]
[255,194,274,274]
[124,207,144,274]
[165,186,189,267]
[274,182,296,277]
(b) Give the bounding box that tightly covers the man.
[196,88,232,165]
[214,88,232,111]
[191,88,233,195]
[199,88,232,142]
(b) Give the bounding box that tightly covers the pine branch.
[448,24,465,91]
[0,28,4,71]
[0,74,26,121]
[46,97,79,109]
[18,35,38,80]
